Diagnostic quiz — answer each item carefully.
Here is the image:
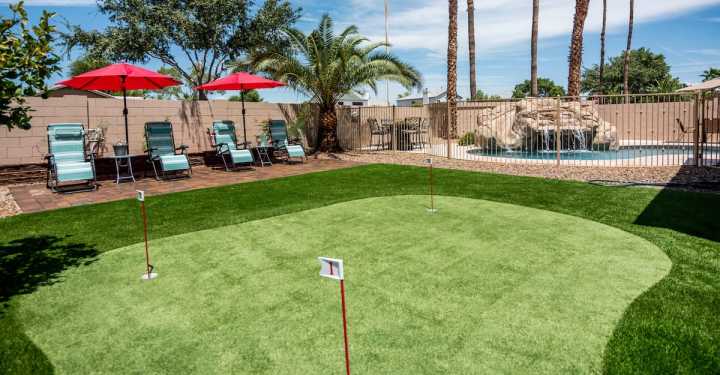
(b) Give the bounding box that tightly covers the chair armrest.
[217,142,230,153]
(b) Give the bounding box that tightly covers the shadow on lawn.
[0,235,97,374]
[0,235,98,307]
[634,167,720,243]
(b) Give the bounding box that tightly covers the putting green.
[15,196,670,374]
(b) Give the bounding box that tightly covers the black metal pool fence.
[337,92,720,167]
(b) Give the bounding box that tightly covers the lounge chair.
[208,120,255,171]
[46,123,97,193]
[268,120,306,163]
[144,121,192,180]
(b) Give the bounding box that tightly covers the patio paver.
[10,159,359,214]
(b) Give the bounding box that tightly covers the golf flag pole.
[137,191,156,280]
[318,257,350,375]
[426,158,437,213]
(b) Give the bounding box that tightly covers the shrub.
[458,131,476,146]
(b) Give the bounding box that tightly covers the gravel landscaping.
[323,151,720,191]
[0,187,20,218]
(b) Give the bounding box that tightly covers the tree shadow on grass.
[0,235,98,374]
[0,235,98,306]
[633,167,720,243]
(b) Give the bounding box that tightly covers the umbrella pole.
[122,77,130,150]
[241,90,247,148]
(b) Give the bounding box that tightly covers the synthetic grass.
[0,164,719,373]
[14,196,669,374]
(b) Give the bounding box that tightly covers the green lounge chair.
[268,120,306,163]
[144,122,191,180]
[46,123,97,193]
[209,120,255,171]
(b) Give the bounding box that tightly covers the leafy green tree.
[701,68,720,82]
[63,0,300,100]
[154,66,195,100]
[1,1,60,130]
[473,89,503,100]
[512,78,565,98]
[251,15,421,151]
[228,91,262,102]
[69,54,109,76]
[582,48,681,94]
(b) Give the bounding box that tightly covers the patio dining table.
[378,118,423,151]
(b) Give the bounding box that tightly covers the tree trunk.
[447,0,458,138]
[317,105,340,152]
[567,0,590,97]
[623,0,634,95]
[531,0,539,97]
[467,0,477,100]
[599,0,607,94]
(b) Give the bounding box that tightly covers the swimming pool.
[466,146,698,160]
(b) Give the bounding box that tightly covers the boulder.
[473,99,618,150]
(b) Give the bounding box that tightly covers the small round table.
[110,154,136,184]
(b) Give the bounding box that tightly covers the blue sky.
[3,0,720,104]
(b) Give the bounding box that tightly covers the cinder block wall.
[0,96,314,166]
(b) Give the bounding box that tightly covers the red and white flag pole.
[426,158,437,213]
[319,257,350,375]
[137,190,157,281]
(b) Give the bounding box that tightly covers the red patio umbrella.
[57,63,180,151]
[196,72,285,147]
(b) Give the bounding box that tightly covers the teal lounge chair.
[268,120,306,163]
[209,120,255,171]
[46,123,97,193]
[144,122,191,180]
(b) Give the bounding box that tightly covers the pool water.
[467,146,696,160]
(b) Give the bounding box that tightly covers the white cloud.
[334,0,720,54]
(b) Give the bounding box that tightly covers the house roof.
[46,84,116,98]
[339,92,368,102]
[398,90,463,101]
[677,78,720,92]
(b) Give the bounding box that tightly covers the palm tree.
[531,0,539,97]
[567,0,590,97]
[448,0,458,138]
[599,0,607,94]
[467,0,477,99]
[623,0,635,95]
[251,15,421,152]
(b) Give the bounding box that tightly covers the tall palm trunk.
[447,0,458,138]
[567,0,590,97]
[599,0,607,94]
[467,0,477,99]
[318,104,339,152]
[623,0,634,95]
[531,0,539,97]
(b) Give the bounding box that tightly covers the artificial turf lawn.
[0,164,718,373]
[13,196,670,374]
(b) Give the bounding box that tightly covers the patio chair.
[144,121,192,180]
[46,123,97,193]
[208,120,254,171]
[368,118,389,150]
[268,120,306,163]
[400,117,421,150]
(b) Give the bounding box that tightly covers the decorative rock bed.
[0,187,21,217]
[324,151,720,192]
